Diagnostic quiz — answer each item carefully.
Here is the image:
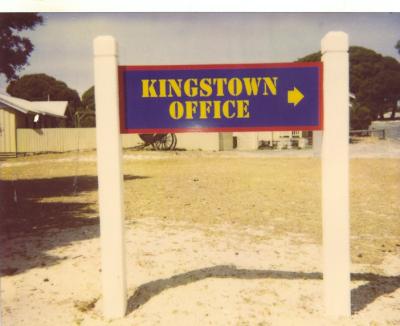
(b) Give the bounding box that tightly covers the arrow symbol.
[287,87,304,107]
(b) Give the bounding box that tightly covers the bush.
[350,103,372,130]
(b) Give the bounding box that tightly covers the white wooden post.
[321,32,351,317]
[94,35,127,318]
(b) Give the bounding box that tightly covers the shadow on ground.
[0,174,146,276]
[127,265,400,315]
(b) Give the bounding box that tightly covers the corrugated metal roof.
[0,93,68,118]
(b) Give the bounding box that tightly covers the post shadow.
[126,265,400,315]
[351,273,400,313]
[0,174,147,276]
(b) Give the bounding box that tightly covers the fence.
[350,129,385,139]
[16,128,141,153]
[15,128,223,153]
[369,120,400,140]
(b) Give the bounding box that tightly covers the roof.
[0,93,68,118]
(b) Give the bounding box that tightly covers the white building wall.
[234,132,258,150]
[176,133,220,151]
[0,107,17,154]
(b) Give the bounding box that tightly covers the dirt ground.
[1,139,400,325]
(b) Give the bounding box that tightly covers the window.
[292,131,300,138]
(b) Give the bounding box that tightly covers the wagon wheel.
[152,134,165,150]
[139,134,158,150]
[165,133,177,150]
[154,133,177,150]
[170,133,177,150]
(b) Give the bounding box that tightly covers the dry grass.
[1,151,399,267]
[123,155,322,237]
[350,158,400,265]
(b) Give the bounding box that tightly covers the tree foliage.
[297,52,321,63]
[76,86,96,127]
[81,86,95,111]
[7,73,81,127]
[0,13,43,81]
[297,46,400,127]
[396,40,400,55]
[350,102,372,130]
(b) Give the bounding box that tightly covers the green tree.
[0,13,43,81]
[81,86,95,111]
[350,102,372,130]
[297,52,321,63]
[297,46,400,126]
[76,86,96,127]
[7,73,81,127]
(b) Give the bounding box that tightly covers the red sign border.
[118,62,323,134]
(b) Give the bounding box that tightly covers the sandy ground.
[1,139,400,325]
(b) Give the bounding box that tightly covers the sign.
[96,33,350,319]
[119,62,322,133]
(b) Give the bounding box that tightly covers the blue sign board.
[118,63,322,133]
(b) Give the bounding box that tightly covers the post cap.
[93,35,118,56]
[321,32,349,54]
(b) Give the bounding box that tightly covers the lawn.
[1,150,400,325]
[1,151,399,266]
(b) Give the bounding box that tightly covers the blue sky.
[1,13,399,96]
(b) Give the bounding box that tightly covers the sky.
[1,12,399,97]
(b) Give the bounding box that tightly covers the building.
[234,131,309,150]
[0,94,309,156]
[0,94,68,157]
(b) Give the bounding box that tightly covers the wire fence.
[350,129,385,140]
